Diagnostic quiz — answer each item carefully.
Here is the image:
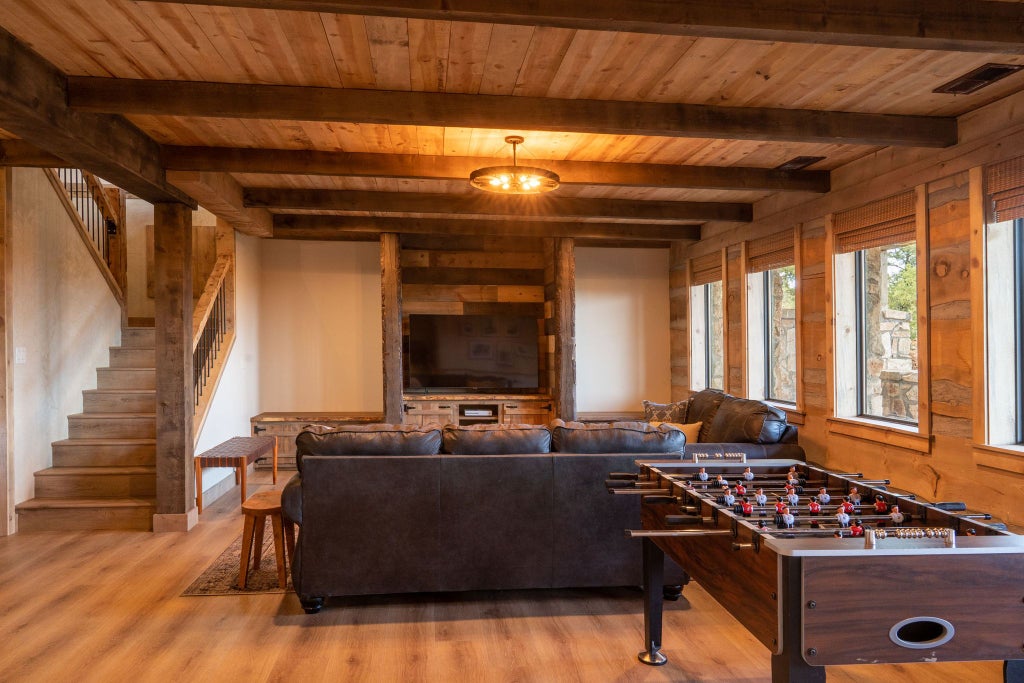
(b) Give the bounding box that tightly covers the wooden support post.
[381,233,403,424]
[0,169,11,536]
[153,202,197,532]
[553,237,576,421]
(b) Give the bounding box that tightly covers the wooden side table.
[194,435,277,513]
[238,489,295,590]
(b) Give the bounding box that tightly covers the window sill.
[972,443,1024,475]
[826,417,932,454]
[767,402,804,425]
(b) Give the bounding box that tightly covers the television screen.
[406,314,540,392]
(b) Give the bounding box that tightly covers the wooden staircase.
[15,327,157,531]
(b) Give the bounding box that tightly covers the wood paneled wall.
[672,164,1024,528]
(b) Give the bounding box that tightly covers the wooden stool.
[238,489,295,589]
[195,436,278,514]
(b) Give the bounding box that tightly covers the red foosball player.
[734,481,747,496]
[817,487,831,505]
[807,497,821,515]
[873,495,889,514]
[775,498,787,515]
[889,505,905,526]
[839,496,856,515]
[740,497,753,517]
[850,518,865,537]
[743,466,755,481]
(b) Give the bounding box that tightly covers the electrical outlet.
[14,347,26,364]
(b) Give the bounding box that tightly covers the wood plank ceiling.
[1,1,1023,242]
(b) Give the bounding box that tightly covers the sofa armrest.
[281,472,302,526]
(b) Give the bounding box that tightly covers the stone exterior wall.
[863,249,918,420]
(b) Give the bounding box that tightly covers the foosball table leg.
[638,538,668,666]
[1006,660,1024,683]
[771,557,825,683]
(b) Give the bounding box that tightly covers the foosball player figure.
[889,505,905,526]
[840,496,856,515]
[780,507,796,529]
[714,474,728,488]
[836,509,851,527]
[817,487,831,504]
[740,497,753,517]
[734,480,747,497]
[850,518,865,537]
[786,489,800,507]
[849,486,862,506]
[721,487,736,507]
[754,488,768,507]
[696,467,709,483]
[873,494,889,525]
[775,497,787,515]
[807,496,822,527]
[743,466,755,481]
[757,519,769,529]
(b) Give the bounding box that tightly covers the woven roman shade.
[987,155,1024,223]
[832,190,916,253]
[747,230,795,273]
[690,252,722,286]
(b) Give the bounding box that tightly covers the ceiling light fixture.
[470,135,560,195]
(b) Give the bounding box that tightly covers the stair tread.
[16,497,155,510]
[82,389,156,394]
[68,412,156,419]
[54,438,156,445]
[36,466,155,476]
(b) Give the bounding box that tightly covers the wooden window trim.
[826,416,932,454]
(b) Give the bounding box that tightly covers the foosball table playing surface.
[608,459,1024,682]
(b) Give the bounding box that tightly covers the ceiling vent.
[933,63,1024,95]
[775,156,825,171]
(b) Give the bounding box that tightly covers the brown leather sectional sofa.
[281,398,801,614]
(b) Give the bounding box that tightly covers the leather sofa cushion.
[705,395,789,444]
[281,473,302,525]
[442,423,552,454]
[642,399,689,423]
[294,423,442,471]
[686,389,728,442]
[550,419,686,454]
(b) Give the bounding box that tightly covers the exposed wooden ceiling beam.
[0,30,194,207]
[273,214,701,241]
[163,146,830,193]
[140,0,1024,54]
[68,78,957,148]
[166,171,272,236]
[245,188,752,222]
[0,140,65,167]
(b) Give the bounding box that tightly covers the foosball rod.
[625,529,733,539]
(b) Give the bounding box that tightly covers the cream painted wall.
[194,232,262,493]
[575,247,671,412]
[259,240,383,412]
[11,168,122,506]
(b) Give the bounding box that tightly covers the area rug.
[182,533,292,596]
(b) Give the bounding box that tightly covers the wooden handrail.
[192,255,232,349]
[80,169,120,228]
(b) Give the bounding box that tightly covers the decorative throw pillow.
[550,419,686,454]
[650,421,702,444]
[642,399,689,423]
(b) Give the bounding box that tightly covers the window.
[746,231,797,403]
[984,157,1024,446]
[833,191,919,425]
[690,252,724,391]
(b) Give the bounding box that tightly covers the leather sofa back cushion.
[443,423,552,454]
[686,389,728,442]
[295,423,442,471]
[705,396,788,444]
[642,399,689,423]
[551,419,686,454]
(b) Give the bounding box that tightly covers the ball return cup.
[610,459,1024,683]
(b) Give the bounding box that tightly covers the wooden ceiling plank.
[162,145,829,192]
[273,214,702,240]
[137,1,1024,54]
[246,188,752,221]
[0,28,194,206]
[166,170,272,235]
[68,77,958,148]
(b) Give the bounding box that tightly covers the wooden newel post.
[153,202,196,532]
[553,237,576,421]
[381,233,403,424]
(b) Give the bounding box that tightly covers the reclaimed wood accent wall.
[725,244,744,396]
[669,242,689,401]
[397,233,553,398]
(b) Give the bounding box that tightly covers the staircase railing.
[192,255,235,434]
[45,167,127,304]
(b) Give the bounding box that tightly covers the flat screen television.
[405,314,540,393]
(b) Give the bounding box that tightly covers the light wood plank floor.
[0,471,1004,682]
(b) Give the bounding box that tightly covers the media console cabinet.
[249,412,384,470]
[402,394,552,426]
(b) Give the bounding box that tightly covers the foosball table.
[608,459,1024,682]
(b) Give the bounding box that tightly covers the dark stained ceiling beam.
[163,145,830,193]
[68,78,957,149]
[139,0,1024,54]
[273,214,701,241]
[0,30,195,207]
[166,171,273,237]
[245,188,752,222]
[0,140,65,167]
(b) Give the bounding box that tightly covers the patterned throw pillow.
[642,399,689,423]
